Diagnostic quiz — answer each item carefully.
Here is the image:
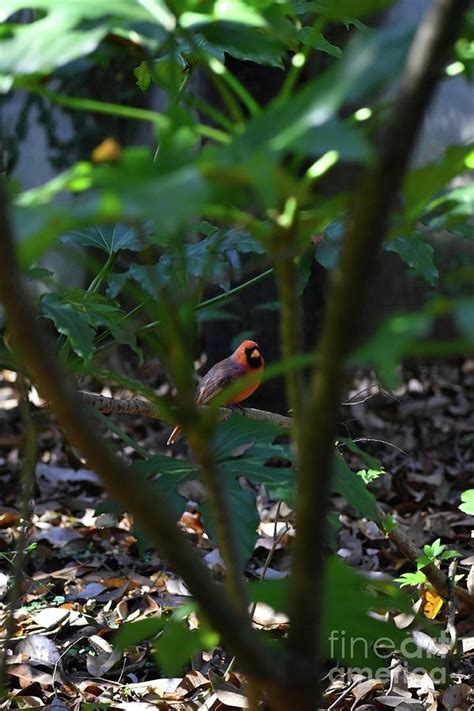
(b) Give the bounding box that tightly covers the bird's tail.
[167,425,182,446]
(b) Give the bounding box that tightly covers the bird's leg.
[226,403,246,415]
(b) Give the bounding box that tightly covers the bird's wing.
[196,359,243,405]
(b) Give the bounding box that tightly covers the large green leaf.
[0,0,175,25]
[298,27,342,58]
[40,293,95,360]
[40,292,141,360]
[129,454,195,519]
[201,475,260,569]
[116,606,219,677]
[154,617,218,676]
[385,233,439,285]
[332,456,378,520]
[0,0,174,82]
[0,15,106,79]
[250,555,429,671]
[197,23,288,67]
[61,224,148,254]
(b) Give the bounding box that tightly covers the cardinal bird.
[167,340,264,445]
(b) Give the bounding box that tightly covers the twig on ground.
[446,559,458,653]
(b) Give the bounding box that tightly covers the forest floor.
[0,359,473,710]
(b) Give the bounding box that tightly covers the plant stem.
[30,86,231,145]
[140,268,274,333]
[286,1,471,704]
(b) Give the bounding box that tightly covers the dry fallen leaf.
[442,683,473,711]
[420,587,444,619]
[15,634,60,666]
[31,606,70,630]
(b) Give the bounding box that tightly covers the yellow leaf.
[421,586,444,619]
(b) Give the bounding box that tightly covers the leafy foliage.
[1,0,472,699]
[459,488,474,515]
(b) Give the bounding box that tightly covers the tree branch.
[286,0,471,695]
[0,183,289,693]
[75,391,292,430]
[378,510,474,612]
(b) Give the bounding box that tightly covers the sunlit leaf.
[459,489,474,515]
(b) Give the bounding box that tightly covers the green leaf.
[40,293,95,360]
[129,454,195,518]
[298,28,342,58]
[322,556,414,669]
[134,61,152,93]
[425,539,444,558]
[250,555,418,670]
[332,456,378,520]
[181,1,267,29]
[356,468,384,484]
[24,267,54,281]
[315,0,397,21]
[402,145,473,225]
[62,224,147,254]
[438,549,460,560]
[459,489,474,515]
[154,617,219,676]
[381,513,398,535]
[0,15,106,79]
[0,0,175,26]
[79,294,143,360]
[202,475,259,568]
[337,436,382,470]
[385,233,438,285]
[424,182,474,233]
[208,416,294,564]
[395,571,427,588]
[249,578,287,611]
[0,0,174,81]
[199,22,289,67]
[115,617,163,650]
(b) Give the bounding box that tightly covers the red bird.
[167,340,264,445]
